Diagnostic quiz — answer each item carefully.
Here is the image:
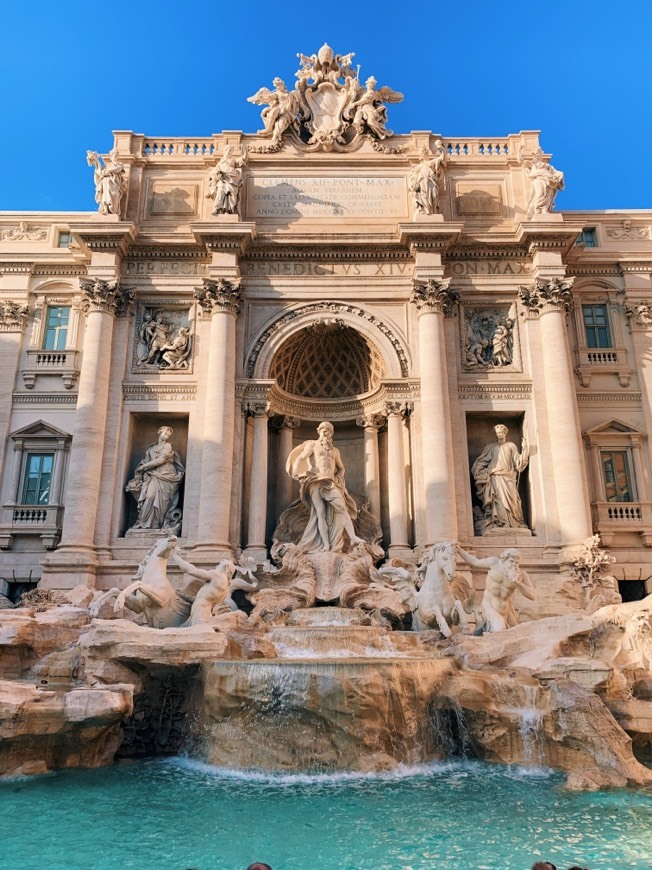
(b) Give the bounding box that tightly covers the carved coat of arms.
[248,43,403,152]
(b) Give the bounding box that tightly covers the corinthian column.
[355,413,384,520]
[42,279,133,585]
[193,279,241,554]
[272,415,300,514]
[244,401,271,561]
[384,402,412,555]
[0,299,30,487]
[519,278,591,545]
[411,279,459,545]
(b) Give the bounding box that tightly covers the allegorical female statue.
[126,426,185,533]
[472,423,529,534]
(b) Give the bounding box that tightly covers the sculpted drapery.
[472,424,529,532]
[127,426,185,532]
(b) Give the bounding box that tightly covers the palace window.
[582,304,612,348]
[42,306,70,350]
[601,450,634,503]
[21,453,54,505]
[57,231,72,248]
[576,227,598,247]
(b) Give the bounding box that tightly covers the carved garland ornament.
[79,279,134,317]
[410,278,460,316]
[0,301,30,332]
[246,301,410,378]
[193,279,242,315]
[517,278,574,315]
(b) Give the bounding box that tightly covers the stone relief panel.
[132,302,194,374]
[454,182,505,218]
[460,303,521,372]
[145,181,199,219]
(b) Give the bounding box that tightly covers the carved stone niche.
[460,303,521,373]
[132,302,194,374]
[466,413,532,538]
[122,414,189,538]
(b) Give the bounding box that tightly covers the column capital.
[242,400,271,418]
[624,299,652,330]
[383,401,413,418]
[518,277,574,317]
[271,415,300,432]
[194,278,242,316]
[355,413,385,431]
[0,300,29,332]
[79,278,134,317]
[411,278,459,316]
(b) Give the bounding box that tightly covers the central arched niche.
[269,322,386,399]
[263,321,388,548]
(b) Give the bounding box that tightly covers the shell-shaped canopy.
[270,323,385,399]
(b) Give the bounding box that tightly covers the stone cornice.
[576,391,642,403]
[125,245,207,260]
[458,383,532,400]
[194,278,242,315]
[191,222,256,256]
[70,222,137,256]
[411,278,459,316]
[443,245,528,261]
[79,278,135,317]
[618,260,652,274]
[122,383,197,402]
[0,262,34,275]
[566,263,623,277]
[244,245,409,262]
[32,264,87,278]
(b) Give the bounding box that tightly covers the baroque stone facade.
[1,46,652,597]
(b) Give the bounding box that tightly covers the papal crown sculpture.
[247,43,404,151]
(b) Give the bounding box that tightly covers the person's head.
[158,425,173,442]
[247,864,272,870]
[365,76,376,89]
[500,547,521,566]
[317,421,334,442]
[494,423,509,441]
[531,863,557,870]
[273,77,286,91]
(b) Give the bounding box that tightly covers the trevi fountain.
[0,44,651,870]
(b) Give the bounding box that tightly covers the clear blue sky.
[1,1,650,213]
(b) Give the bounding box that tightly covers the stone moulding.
[122,384,197,402]
[458,383,532,400]
[246,300,411,379]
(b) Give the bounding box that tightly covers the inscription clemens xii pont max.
[246,176,406,219]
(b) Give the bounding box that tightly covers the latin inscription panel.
[246,175,407,219]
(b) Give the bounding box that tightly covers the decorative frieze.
[576,391,642,404]
[193,279,242,316]
[0,301,29,332]
[0,223,48,242]
[605,221,649,241]
[458,383,532,400]
[79,278,134,317]
[12,392,78,406]
[411,278,459,316]
[122,384,197,402]
[518,277,574,315]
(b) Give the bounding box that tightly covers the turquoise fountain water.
[1,757,650,870]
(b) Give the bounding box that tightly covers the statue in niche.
[408,142,447,215]
[518,147,564,218]
[206,145,248,215]
[86,149,127,217]
[456,546,536,633]
[126,426,185,534]
[247,77,301,145]
[472,423,529,535]
[463,304,516,369]
[286,421,365,554]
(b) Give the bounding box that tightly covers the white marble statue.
[86,149,127,217]
[108,535,192,628]
[126,426,185,533]
[170,549,258,625]
[379,541,476,636]
[457,546,536,633]
[206,145,248,215]
[287,421,365,553]
[472,424,529,534]
[519,147,564,218]
[347,76,403,140]
[408,143,447,215]
[247,78,301,144]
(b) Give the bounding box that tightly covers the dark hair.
[531,864,557,870]
[566,866,589,870]
[247,864,272,870]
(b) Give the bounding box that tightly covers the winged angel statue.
[247,43,403,150]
